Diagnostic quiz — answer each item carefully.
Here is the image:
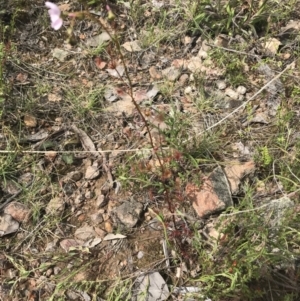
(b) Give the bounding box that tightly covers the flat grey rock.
[263,196,294,228]
[114,200,143,227]
[0,213,19,236]
[210,166,233,209]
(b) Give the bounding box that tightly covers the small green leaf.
[38,140,57,150]
[62,153,74,165]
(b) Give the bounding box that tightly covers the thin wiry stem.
[83,11,177,222]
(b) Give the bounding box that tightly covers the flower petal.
[51,18,63,30]
[45,2,63,30]
[45,2,61,15]
[49,13,60,23]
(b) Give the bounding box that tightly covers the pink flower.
[45,2,63,30]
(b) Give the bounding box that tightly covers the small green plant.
[291,85,300,104]
[257,145,273,167]
[211,48,247,86]
[190,0,285,37]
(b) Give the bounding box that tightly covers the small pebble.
[216,81,226,90]
[96,194,107,208]
[6,269,18,279]
[45,240,58,252]
[238,94,245,101]
[66,171,82,182]
[85,190,93,199]
[201,40,212,52]
[137,251,144,259]
[4,202,30,222]
[46,197,65,215]
[198,50,208,59]
[184,86,193,95]
[67,263,73,270]
[104,221,113,233]
[162,66,181,81]
[55,117,63,124]
[187,56,202,73]
[85,166,100,180]
[90,212,104,224]
[225,88,239,100]
[82,182,89,188]
[178,74,189,86]
[74,194,85,205]
[237,85,247,95]
[46,268,53,277]
[53,266,61,275]
[149,66,162,80]
[38,276,47,283]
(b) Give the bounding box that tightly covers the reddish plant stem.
[84,11,176,227]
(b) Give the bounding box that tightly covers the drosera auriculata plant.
[44,2,177,226]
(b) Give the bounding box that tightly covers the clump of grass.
[62,85,106,116]
[210,48,248,86]
[189,183,300,300]
[190,0,298,38]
